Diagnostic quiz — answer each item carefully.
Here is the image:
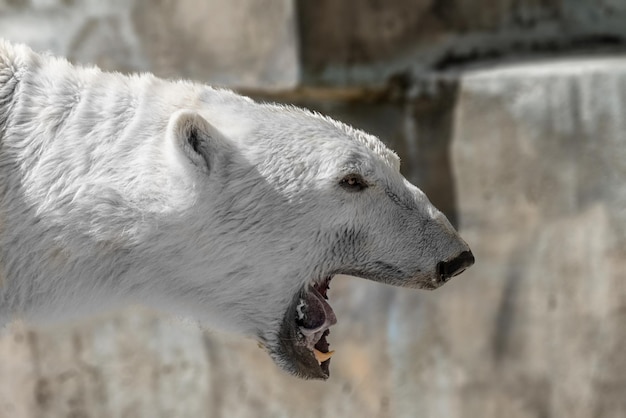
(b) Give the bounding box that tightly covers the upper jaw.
[267,271,432,380]
[336,266,448,291]
[266,264,465,379]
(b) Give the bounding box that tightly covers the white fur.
[0,40,471,376]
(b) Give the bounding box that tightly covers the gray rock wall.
[393,58,626,418]
[0,0,299,88]
[1,1,626,417]
[3,0,626,88]
[297,0,626,86]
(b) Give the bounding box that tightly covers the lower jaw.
[272,277,337,379]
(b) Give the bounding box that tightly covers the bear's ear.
[167,110,225,175]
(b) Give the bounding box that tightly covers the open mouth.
[272,271,440,379]
[273,276,338,380]
[295,277,336,376]
[271,252,474,379]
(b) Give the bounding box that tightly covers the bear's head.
[155,92,473,380]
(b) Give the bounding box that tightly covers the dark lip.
[335,267,445,290]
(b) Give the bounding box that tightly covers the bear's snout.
[436,250,475,283]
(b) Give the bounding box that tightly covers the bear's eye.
[340,174,368,192]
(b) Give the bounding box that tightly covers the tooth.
[314,349,335,364]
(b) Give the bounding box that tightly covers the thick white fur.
[0,40,469,368]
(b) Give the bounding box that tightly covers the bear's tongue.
[297,284,336,364]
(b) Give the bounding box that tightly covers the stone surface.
[298,0,626,86]
[0,0,299,88]
[0,310,212,418]
[3,0,626,90]
[0,281,397,418]
[392,57,626,417]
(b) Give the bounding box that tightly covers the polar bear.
[0,40,473,379]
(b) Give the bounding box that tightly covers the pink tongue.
[300,286,336,333]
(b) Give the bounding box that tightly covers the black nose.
[437,251,475,282]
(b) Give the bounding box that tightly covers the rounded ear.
[167,110,225,175]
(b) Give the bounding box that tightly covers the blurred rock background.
[1,0,626,417]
